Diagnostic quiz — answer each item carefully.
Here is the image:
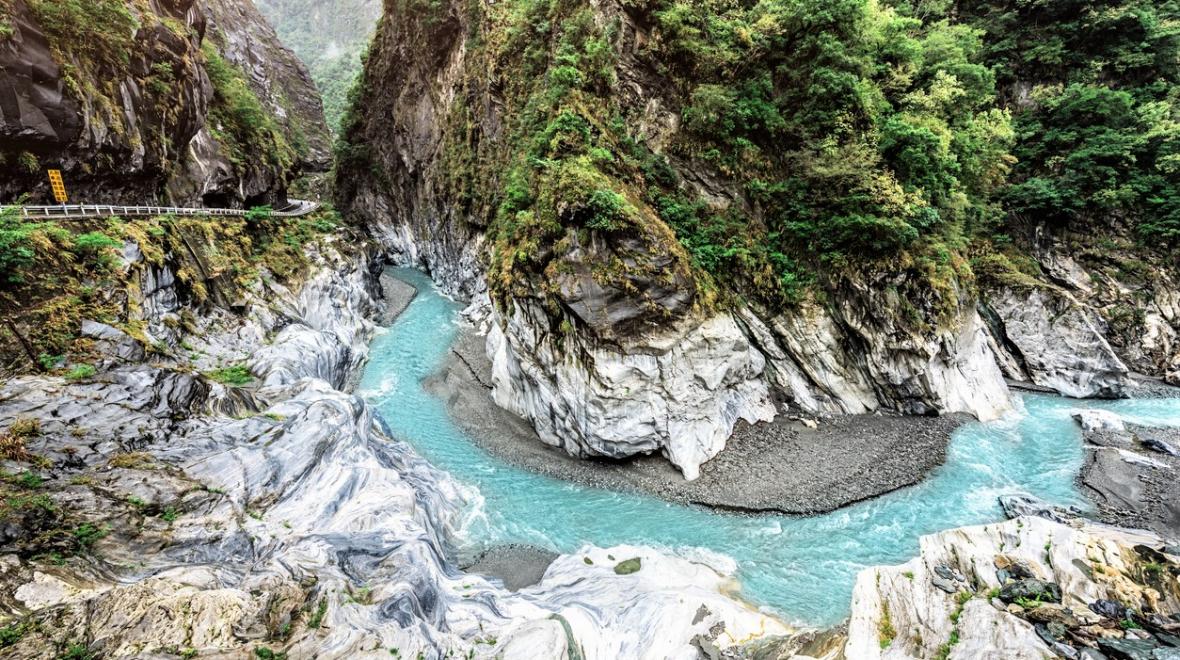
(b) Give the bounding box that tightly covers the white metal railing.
[11,200,320,220]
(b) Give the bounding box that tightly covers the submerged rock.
[999,493,1085,524]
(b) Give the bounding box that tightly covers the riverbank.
[1079,421,1180,539]
[423,326,970,515]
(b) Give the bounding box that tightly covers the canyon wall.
[0,0,329,206]
[336,0,1016,478]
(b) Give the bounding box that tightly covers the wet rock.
[1026,603,1082,628]
[1091,600,1131,621]
[1098,637,1167,660]
[1034,622,1074,656]
[1000,493,1084,523]
[1076,411,1128,432]
[461,544,558,592]
[996,554,1039,582]
[1000,579,1063,605]
[1143,437,1180,457]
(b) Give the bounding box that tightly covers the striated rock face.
[200,0,332,169]
[338,0,1014,477]
[741,284,1012,422]
[983,286,1130,398]
[846,515,1180,660]
[980,231,1180,398]
[0,240,787,657]
[0,0,328,206]
[486,299,775,480]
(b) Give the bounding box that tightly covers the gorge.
[1,0,1179,658]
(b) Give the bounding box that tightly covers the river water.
[359,268,1180,627]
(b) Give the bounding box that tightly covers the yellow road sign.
[47,169,68,203]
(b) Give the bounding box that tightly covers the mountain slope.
[336,0,1023,478]
[0,0,330,206]
[255,0,381,132]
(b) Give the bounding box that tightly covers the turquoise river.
[359,269,1180,627]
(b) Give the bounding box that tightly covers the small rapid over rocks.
[362,269,1180,629]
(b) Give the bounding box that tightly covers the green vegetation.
[0,621,28,648]
[613,557,642,575]
[205,365,254,386]
[336,0,1177,329]
[255,0,381,133]
[307,598,329,628]
[957,0,1180,245]
[63,364,96,381]
[58,643,95,660]
[203,42,297,172]
[878,601,896,648]
[25,0,139,75]
[0,206,346,376]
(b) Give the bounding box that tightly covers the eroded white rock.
[487,299,776,480]
[846,516,1170,660]
[986,287,1130,398]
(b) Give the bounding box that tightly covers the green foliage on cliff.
[457,0,1009,313]
[255,0,382,132]
[956,0,1180,245]
[640,0,1013,306]
[339,0,1177,326]
[0,207,346,375]
[202,43,297,172]
[25,0,139,74]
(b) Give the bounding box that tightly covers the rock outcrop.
[846,515,1180,660]
[201,0,332,169]
[0,0,329,206]
[983,286,1131,398]
[486,299,775,480]
[337,0,1014,478]
[980,231,1180,399]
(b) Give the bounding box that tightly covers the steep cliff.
[0,0,329,206]
[255,0,382,132]
[337,0,1014,477]
[976,215,1180,397]
[962,0,1180,395]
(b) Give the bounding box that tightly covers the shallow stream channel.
[359,269,1180,627]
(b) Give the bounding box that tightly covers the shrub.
[205,365,254,386]
[64,364,96,381]
[16,152,38,174]
[71,231,122,267]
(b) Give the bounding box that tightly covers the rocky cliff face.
[979,226,1180,396]
[337,0,1013,477]
[0,0,329,206]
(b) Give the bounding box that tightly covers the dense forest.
[338,0,1177,317]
